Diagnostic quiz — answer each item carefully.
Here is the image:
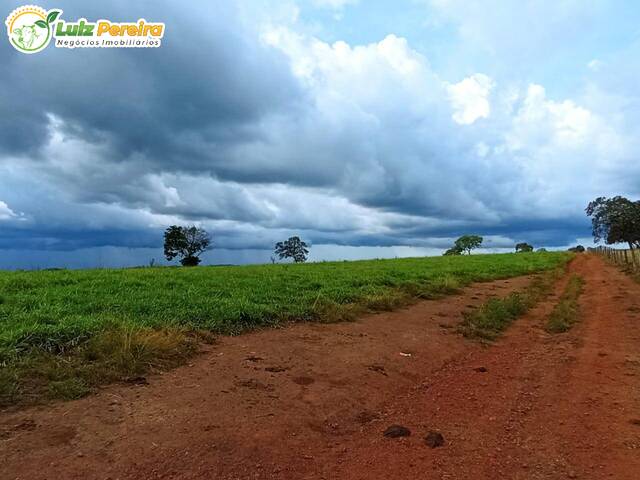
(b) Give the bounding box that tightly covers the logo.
[6,5,59,54]
[6,5,164,54]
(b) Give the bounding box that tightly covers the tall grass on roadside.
[0,326,197,406]
[545,274,584,333]
[458,267,565,341]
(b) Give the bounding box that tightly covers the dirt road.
[1,254,639,479]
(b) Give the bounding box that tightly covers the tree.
[568,245,586,253]
[443,246,462,256]
[274,236,309,263]
[163,225,212,266]
[515,242,534,253]
[454,235,483,255]
[586,196,640,250]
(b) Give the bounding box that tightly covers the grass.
[0,327,200,406]
[0,252,570,405]
[545,274,584,333]
[458,265,566,340]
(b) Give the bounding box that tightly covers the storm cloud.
[1,0,639,268]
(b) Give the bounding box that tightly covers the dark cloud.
[0,0,634,267]
[0,0,303,163]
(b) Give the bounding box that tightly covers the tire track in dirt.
[331,254,640,479]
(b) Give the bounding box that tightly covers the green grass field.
[1,252,569,356]
[0,252,570,404]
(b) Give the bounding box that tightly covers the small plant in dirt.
[164,225,212,266]
[545,274,584,333]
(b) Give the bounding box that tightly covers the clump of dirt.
[355,411,380,425]
[236,379,273,391]
[383,425,411,438]
[367,364,387,375]
[425,431,445,448]
[292,376,315,386]
[265,366,288,373]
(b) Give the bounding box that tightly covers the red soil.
[1,254,639,479]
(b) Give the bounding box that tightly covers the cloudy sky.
[1,0,639,269]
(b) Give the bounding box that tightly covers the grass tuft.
[0,327,196,407]
[47,378,90,401]
[458,293,528,340]
[459,267,564,340]
[545,274,584,333]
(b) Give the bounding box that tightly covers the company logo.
[6,5,58,54]
[6,5,164,54]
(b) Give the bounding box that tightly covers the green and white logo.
[6,5,164,53]
[5,5,60,54]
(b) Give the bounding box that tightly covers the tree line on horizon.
[160,195,639,267]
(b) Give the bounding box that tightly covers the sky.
[1,0,639,269]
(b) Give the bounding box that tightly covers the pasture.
[0,252,570,404]
[0,252,569,357]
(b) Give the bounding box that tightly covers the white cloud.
[588,59,603,71]
[312,0,358,10]
[447,73,494,124]
[506,84,618,151]
[475,142,489,157]
[0,201,17,220]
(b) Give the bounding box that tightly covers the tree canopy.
[586,196,640,250]
[454,235,483,255]
[443,246,462,256]
[163,225,212,266]
[515,242,534,253]
[274,236,309,263]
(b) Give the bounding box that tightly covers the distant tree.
[515,242,534,253]
[274,236,309,263]
[163,225,212,266]
[537,248,548,252]
[443,246,462,256]
[586,196,640,250]
[568,245,586,253]
[454,235,483,255]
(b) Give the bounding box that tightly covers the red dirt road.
[1,254,639,479]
